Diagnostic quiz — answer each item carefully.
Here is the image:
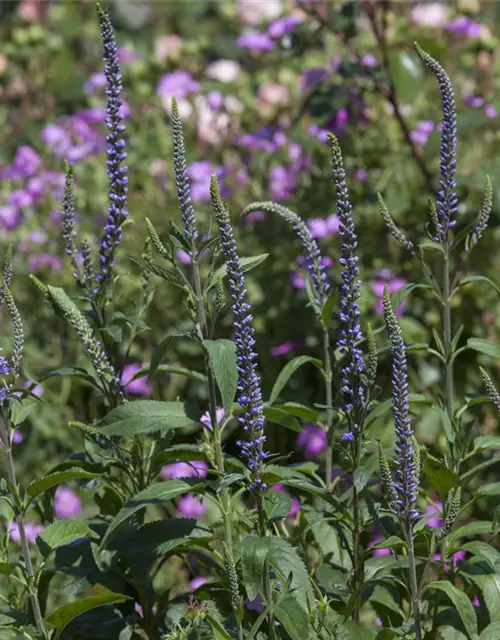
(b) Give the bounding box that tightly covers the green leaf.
[478,482,500,497]
[208,616,234,640]
[321,291,335,328]
[448,521,494,550]
[479,622,500,640]
[203,339,237,412]
[423,581,477,640]
[45,587,131,631]
[467,338,500,359]
[268,356,323,406]
[100,479,200,548]
[467,571,500,623]
[10,399,37,427]
[303,511,350,566]
[263,407,301,432]
[241,536,310,610]
[388,50,423,102]
[149,332,191,378]
[128,258,186,290]
[460,541,500,572]
[264,492,292,524]
[209,253,269,290]
[474,436,500,451]
[27,469,99,500]
[37,520,98,556]
[423,460,459,499]
[99,400,197,437]
[272,402,320,423]
[274,594,310,640]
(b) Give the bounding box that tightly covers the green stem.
[0,411,46,639]
[138,582,159,640]
[406,522,422,640]
[442,249,454,420]
[351,441,363,623]
[323,328,334,489]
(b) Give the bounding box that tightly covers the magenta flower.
[433,550,466,573]
[121,363,153,396]
[296,425,327,459]
[28,254,63,272]
[269,165,298,201]
[410,120,436,146]
[370,533,391,557]
[161,461,208,480]
[270,341,297,357]
[372,273,407,316]
[84,71,107,94]
[267,16,302,39]
[237,32,275,52]
[54,487,82,519]
[425,502,443,528]
[189,576,208,591]
[308,214,340,239]
[177,494,207,518]
[355,169,368,181]
[157,71,200,100]
[186,161,225,202]
[290,272,306,290]
[40,123,72,156]
[0,206,21,230]
[10,522,44,544]
[200,407,227,430]
[361,54,378,68]
[446,16,482,38]
[8,190,33,209]
[485,104,498,118]
[3,145,41,179]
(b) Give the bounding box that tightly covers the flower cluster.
[96,5,128,292]
[211,177,267,492]
[416,44,458,245]
[329,135,365,438]
[383,288,419,520]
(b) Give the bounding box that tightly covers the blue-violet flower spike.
[171,97,198,246]
[329,134,365,434]
[383,287,419,520]
[416,44,458,245]
[96,5,128,292]
[211,176,267,492]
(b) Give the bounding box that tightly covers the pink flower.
[154,35,182,63]
[372,274,407,316]
[411,3,449,28]
[10,522,43,544]
[161,461,208,480]
[176,250,191,264]
[361,55,377,68]
[121,363,153,396]
[370,533,391,557]
[237,32,275,52]
[290,272,306,290]
[270,341,297,357]
[177,494,207,518]
[308,214,340,239]
[200,408,227,430]
[28,254,63,272]
[485,104,498,118]
[157,71,200,100]
[237,0,282,26]
[296,425,327,459]
[84,72,106,94]
[355,169,367,181]
[425,502,443,528]
[189,576,208,591]
[433,550,466,573]
[0,206,21,230]
[267,16,302,39]
[258,82,290,106]
[206,60,241,83]
[54,487,82,519]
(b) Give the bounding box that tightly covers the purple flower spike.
[329,135,365,435]
[383,288,419,520]
[416,44,458,245]
[211,177,268,493]
[95,5,128,294]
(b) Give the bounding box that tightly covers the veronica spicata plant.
[3,8,500,640]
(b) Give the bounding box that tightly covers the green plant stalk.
[0,410,46,639]
[405,521,422,640]
[137,582,159,640]
[352,441,363,623]
[323,328,334,489]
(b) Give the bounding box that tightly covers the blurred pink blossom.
[121,363,153,396]
[189,576,208,591]
[370,533,391,557]
[177,494,207,518]
[161,461,208,480]
[200,407,227,430]
[237,0,282,26]
[271,341,297,357]
[296,425,327,459]
[425,502,443,528]
[411,3,449,28]
[308,214,340,239]
[372,273,407,316]
[206,60,241,83]
[10,522,43,544]
[55,487,82,519]
[154,35,182,63]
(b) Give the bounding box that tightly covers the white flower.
[206,60,241,83]
[411,3,449,28]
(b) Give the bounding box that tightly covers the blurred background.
[0,0,499,477]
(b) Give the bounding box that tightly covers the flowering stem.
[323,328,334,489]
[352,442,363,623]
[442,250,454,420]
[405,522,422,640]
[137,582,159,640]
[0,410,46,638]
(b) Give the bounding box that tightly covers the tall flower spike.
[242,201,331,310]
[0,246,13,306]
[61,162,79,271]
[96,4,128,293]
[3,284,24,378]
[383,288,418,519]
[480,367,500,413]
[329,134,365,438]
[467,175,492,252]
[44,284,122,399]
[171,97,198,246]
[377,194,415,255]
[416,44,458,245]
[211,176,267,492]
